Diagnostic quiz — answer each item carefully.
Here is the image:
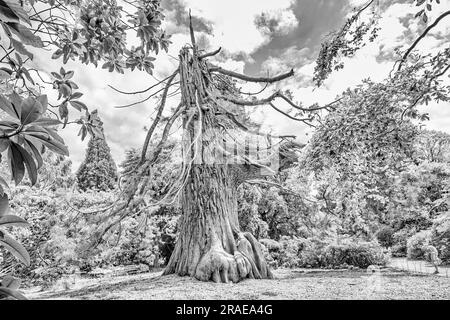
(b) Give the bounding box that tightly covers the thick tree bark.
[162,47,273,282]
[163,164,272,282]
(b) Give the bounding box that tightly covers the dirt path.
[24,268,450,300]
[389,258,450,277]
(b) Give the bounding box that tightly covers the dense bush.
[406,230,431,259]
[260,239,281,269]
[430,212,450,264]
[376,226,395,248]
[261,237,387,269]
[5,186,179,286]
[277,237,305,268]
[391,228,417,257]
[238,184,302,240]
[322,241,388,268]
[261,237,326,268]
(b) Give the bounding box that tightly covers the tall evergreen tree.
[76,111,118,191]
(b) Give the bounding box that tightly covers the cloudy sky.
[30,0,450,170]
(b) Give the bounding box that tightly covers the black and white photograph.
[0,0,450,307]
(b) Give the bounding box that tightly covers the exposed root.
[195,243,240,283]
[193,233,273,283]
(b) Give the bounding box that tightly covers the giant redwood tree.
[1,0,450,291]
[97,22,317,282]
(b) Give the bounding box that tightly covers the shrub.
[391,228,416,257]
[262,236,325,268]
[6,187,180,286]
[260,241,278,269]
[260,238,283,252]
[260,238,284,269]
[277,236,304,268]
[430,212,450,264]
[406,230,431,259]
[323,241,388,268]
[376,226,395,248]
[297,238,327,268]
[261,236,387,269]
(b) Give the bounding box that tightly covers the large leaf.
[23,138,43,169]
[0,121,19,132]
[27,134,68,157]
[0,0,19,23]
[1,275,20,290]
[8,91,22,117]
[69,100,88,111]
[0,215,28,228]
[30,118,61,127]
[22,125,68,155]
[10,38,33,59]
[0,193,9,217]
[41,137,69,156]
[3,0,30,25]
[16,142,37,185]
[0,287,27,300]
[8,23,43,47]
[35,95,48,114]
[0,230,30,266]
[7,142,25,185]
[20,97,43,125]
[45,127,65,144]
[0,137,9,152]
[0,94,18,119]
[21,124,48,135]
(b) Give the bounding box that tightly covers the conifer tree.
[76,111,118,191]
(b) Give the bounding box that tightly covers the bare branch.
[355,0,375,16]
[398,10,450,71]
[277,93,342,112]
[221,91,279,106]
[147,103,185,164]
[269,103,316,127]
[209,65,294,83]
[108,72,178,95]
[240,83,269,96]
[223,109,296,139]
[114,81,180,108]
[199,47,222,59]
[140,71,179,164]
[189,9,196,50]
[221,90,342,113]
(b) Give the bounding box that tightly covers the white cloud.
[254,0,450,142]
[261,46,310,74]
[255,9,299,36]
[180,0,296,54]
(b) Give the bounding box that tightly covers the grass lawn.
[23,267,450,300]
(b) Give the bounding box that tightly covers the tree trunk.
[162,48,273,282]
[163,164,272,282]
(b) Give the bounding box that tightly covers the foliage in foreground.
[3,186,178,287]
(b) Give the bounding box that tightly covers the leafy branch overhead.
[0,0,170,191]
[49,0,170,74]
[313,0,450,86]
